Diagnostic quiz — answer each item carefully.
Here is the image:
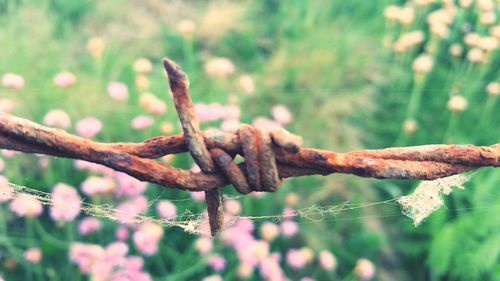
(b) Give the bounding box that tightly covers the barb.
[0,58,499,234]
[163,58,223,236]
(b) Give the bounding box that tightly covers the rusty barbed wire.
[0,58,499,235]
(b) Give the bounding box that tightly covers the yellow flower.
[412,54,433,74]
[87,37,105,59]
[486,82,500,96]
[447,95,468,112]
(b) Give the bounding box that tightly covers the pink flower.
[10,194,43,217]
[237,263,253,279]
[69,241,136,279]
[75,160,114,175]
[43,109,71,129]
[204,58,235,78]
[53,71,76,88]
[24,248,42,264]
[207,254,226,271]
[301,278,315,281]
[131,115,154,130]
[220,118,240,132]
[107,82,129,101]
[319,250,337,271]
[116,225,129,241]
[281,220,298,237]
[2,73,25,89]
[354,258,376,281]
[238,74,255,94]
[194,103,224,122]
[282,207,295,218]
[50,183,81,222]
[260,222,280,241]
[78,217,101,235]
[237,240,269,267]
[114,196,149,225]
[190,191,205,201]
[259,253,285,281]
[54,71,76,88]
[253,117,282,131]
[286,249,307,269]
[104,242,129,265]
[70,243,105,274]
[133,58,153,74]
[0,98,14,113]
[223,199,241,215]
[114,173,147,197]
[221,105,241,120]
[1,150,18,158]
[0,176,12,202]
[76,117,102,138]
[133,222,164,256]
[156,200,176,219]
[272,105,293,125]
[140,93,167,115]
[195,237,213,255]
[81,176,116,196]
[191,164,201,173]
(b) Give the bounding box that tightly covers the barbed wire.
[0,58,498,235]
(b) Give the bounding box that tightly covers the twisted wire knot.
[210,125,303,194]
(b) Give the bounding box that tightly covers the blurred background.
[0,0,499,280]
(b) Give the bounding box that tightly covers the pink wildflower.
[0,98,14,113]
[253,117,282,130]
[223,199,241,215]
[43,109,71,129]
[286,249,307,269]
[78,217,101,235]
[281,220,298,237]
[260,222,280,241]
[204,58,235,78]
[53,71,76,88]
[114,196,149,225]
[10,194,43,217]
[107,82,129,101]
[238,74,255,94]
[259,253,286,281]
[220,118,240,132]
[190,191,205,201]
[354,258,376,281]
[76,117,102,138]
[133,222,164,256]
[24,248,42,264]
[156,200,177,219]
[272,105,293,125]
[207,254,226,271]
[2,73,24,89]
[194,103,224,122]
[114,172,147,197]
[131,115,154,130]
[319,250,337,271]
[81,176,116,196]
[50,183,81,222]
[116,225,129,241]
[195,237,213,255]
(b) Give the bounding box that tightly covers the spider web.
[0,173,475,235]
